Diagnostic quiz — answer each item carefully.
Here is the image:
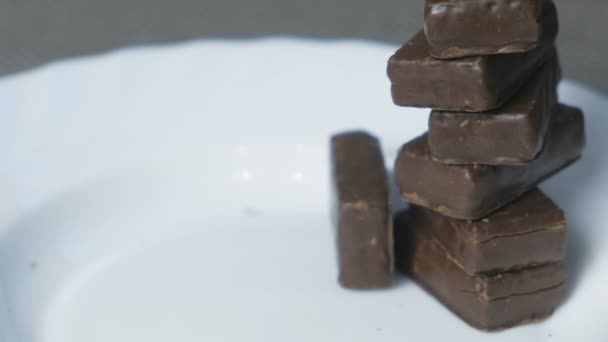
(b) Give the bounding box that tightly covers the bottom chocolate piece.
[406,189,567,274]
[395,211,567,331]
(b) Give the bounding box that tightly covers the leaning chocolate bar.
[387,0,557,112]
[331,131,393,289]
[394,210,567,331]
[394,104,585,219]
[425,0,548,58]
[428,54,560,165]
[403,189,566,274]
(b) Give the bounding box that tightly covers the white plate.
[0,39,606,342]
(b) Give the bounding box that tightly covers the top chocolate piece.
[387,0,557,112]
[425,0,545,59]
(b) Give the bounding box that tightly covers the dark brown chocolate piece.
[425,0,546,58]
[387,0,557,112]
[331,131,393,289]
[404,189,566,274]
[394,104,585,219]
[428,55,560,165]
[395,210,567,331]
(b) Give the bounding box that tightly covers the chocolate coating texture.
[428,53,560,165]
[395,210,567,331]
[394,104,585,219]
[404,189,566,274]
[425,0,545,58]
[331,131,393,289]
[387,0,557,112]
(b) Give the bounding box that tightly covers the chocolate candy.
[403,189,566,274]
[425,0,545,59]
[394,210,567,331]
[387,0,557,112]
[394,104,585,219]
[331,131,393,289]
[428,54,560,165]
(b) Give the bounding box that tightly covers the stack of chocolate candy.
[386,0,586,331]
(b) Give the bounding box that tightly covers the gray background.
[1,0,606,93]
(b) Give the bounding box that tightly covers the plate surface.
[0,39,606,342]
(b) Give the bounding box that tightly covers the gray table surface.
[1,0,606,93]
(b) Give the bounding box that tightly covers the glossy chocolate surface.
[394,105,585,219]
[387,0,557,112]
[425,0,546,58]
[428,54,560,165]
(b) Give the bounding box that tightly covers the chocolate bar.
[403,189,566,274]
[425,0,546,58]
[331,131,393,289]
[394,104,585,219]
[428,55,560,165]
[394,210,567,331]
[387,0,557,112]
